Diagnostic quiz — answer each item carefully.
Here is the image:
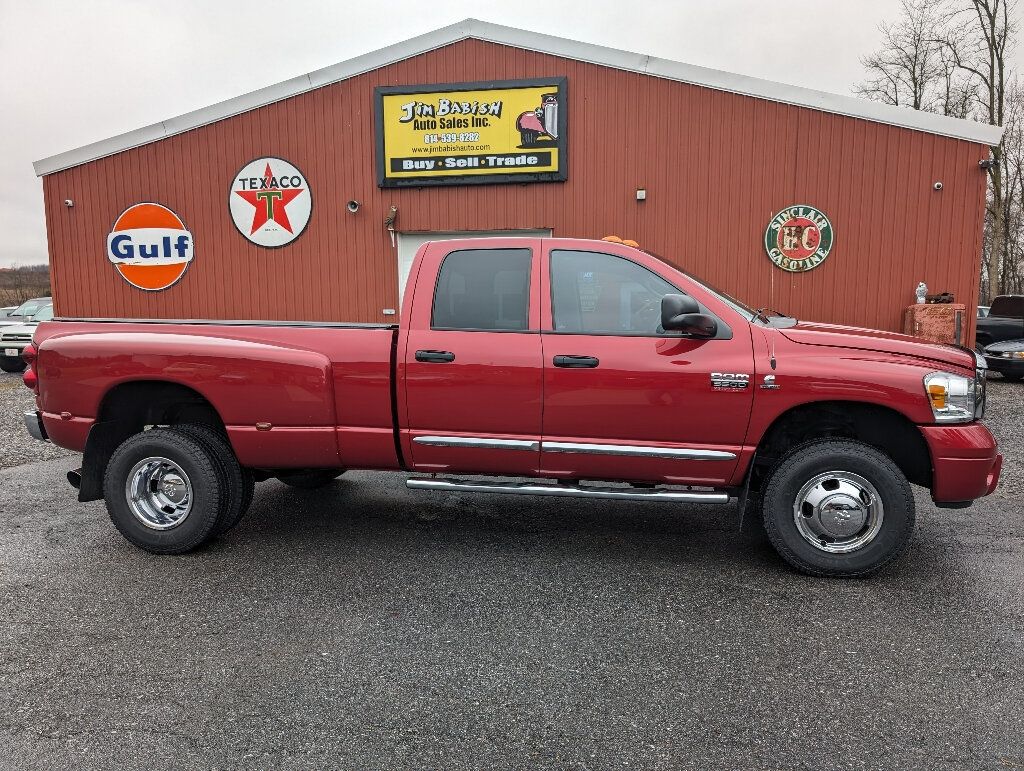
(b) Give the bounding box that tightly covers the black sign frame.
[374,77,568,188]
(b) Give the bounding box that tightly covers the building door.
[396,229,551,306]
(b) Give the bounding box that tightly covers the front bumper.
[1,341,28,357]
[984,354,1024,377]
[920,422,1001,503]
[24,410,48,442]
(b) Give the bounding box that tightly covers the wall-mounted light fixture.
[636,188,647,201]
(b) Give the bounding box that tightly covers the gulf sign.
[106,203,193,291]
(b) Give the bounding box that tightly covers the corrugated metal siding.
[42,38,988,338]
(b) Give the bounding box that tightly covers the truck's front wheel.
[103,428,224,554]
[761,440,915,577]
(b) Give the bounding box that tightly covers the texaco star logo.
[764,204,834,273]
[229,157,312,248]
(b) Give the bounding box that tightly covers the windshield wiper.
[754,307,790,323]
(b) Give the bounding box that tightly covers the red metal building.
[34,19,1002,337]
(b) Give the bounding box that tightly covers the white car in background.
[0,296,52,328]
[0,306,17,318]
[0,303,52,372]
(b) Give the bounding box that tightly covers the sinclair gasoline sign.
[764,205,834,273]
[375,78,567,187]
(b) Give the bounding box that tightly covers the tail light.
[22,343,38,391]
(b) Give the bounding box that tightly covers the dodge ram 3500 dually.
[22,237,1001,577]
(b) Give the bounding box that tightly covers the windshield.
[12,298,48,316]
[644,250,758,321]
[13,300,40,316]
[31,305,53,322]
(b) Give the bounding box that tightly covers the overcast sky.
[3,0,1021,266]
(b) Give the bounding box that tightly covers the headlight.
[924,371,977,423]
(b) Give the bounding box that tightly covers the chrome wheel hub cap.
[793,471,884,554]
[125,456,194,530]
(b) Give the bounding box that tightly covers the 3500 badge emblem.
[764,205,834,273]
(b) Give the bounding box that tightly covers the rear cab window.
[989,296,1024,319]
[431,249,532,331]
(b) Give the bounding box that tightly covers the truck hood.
[779,321,976,370]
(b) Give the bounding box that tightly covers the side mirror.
[661,294,718,338]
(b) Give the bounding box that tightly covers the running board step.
[406,478,731,504]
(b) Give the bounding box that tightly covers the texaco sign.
[229,157,312,248]
[764,205,834,273]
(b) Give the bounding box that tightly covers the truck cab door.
[399,240,543,476]
[539,243,755,486]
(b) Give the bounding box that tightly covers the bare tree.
[940,0,1015,300]
[997,80,1024,294]
[855,0,950,110]
[856,0,1018,303]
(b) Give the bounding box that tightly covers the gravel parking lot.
[1,370,1022,769]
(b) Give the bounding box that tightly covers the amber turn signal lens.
[927,383,947,409]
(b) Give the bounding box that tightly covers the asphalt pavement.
[1,373,1022,769]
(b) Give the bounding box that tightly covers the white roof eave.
[32,18,1004,177]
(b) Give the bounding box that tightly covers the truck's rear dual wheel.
[171,424,254,534]
[761,440,915,578]
[104,429,224,554]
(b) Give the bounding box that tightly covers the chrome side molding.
[411,435,736,461]
[413,435,540,451]
[407,477,731,504]
[541,441,735,461]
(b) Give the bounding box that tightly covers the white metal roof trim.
[32,18,1004,177]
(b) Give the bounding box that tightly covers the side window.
[431,248,532,331]
[550,250,678,334]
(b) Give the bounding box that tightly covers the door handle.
[415,349,456,363]
[553,355,599,368]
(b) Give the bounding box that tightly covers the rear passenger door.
[401,241,544,476]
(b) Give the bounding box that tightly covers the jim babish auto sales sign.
[375,77,567,187]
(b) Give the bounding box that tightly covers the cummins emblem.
[710,372,750,389]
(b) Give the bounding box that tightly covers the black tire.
[0,357,26,373]
[761,439,915,578]
[277,470,344,489]
[171,424,255,534]
[103,428,224,554]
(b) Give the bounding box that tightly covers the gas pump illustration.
[516,92,560,147]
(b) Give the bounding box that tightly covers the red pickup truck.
[22,237,1001,577]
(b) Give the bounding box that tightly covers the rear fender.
[38,332,336,428]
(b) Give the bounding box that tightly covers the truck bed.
[33,318,402,470]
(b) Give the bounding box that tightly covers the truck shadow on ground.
[217,472,889,580]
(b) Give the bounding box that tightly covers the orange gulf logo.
[106,203,194,291]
